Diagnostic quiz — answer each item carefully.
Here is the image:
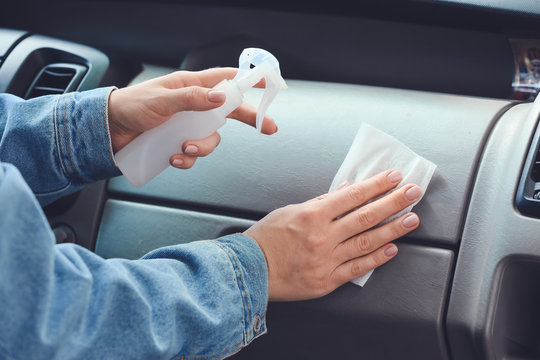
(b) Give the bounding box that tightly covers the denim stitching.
[33,181,71,196]
[62,93,76,176]
[172,242,247,360]
[52,94,69,177]
[214,240,252,337]
[210,240,251,338]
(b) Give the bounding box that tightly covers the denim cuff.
[54,87,120,184]
[213,233,269,344]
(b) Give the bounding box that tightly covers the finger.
[165,86,227,113]
[191,67,266,88]
[334,213,419,262]
[227,102,278,135]
[194,67,238,87]
[330,243,398,286]
[320,170,403,219]
[164,68,267,89]
[182,132,221,157]
[170,154,197,170]
[162,68,238,88]
[333,184,422,240]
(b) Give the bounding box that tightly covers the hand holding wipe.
[114,48,288,188]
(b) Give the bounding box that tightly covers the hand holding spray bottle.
[115,48,288,188]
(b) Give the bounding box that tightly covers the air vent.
[25,63,87,99]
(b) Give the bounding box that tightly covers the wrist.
[107,87,133,153]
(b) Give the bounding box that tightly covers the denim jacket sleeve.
[0,90,269,359]
[0,162,268,360]
[0,88,120,205]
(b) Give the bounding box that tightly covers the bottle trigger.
[231,48,287,132]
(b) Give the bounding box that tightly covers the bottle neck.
[213,80,244,117]
[233,63,273,93]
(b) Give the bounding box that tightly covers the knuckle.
[356,209,373,227]
[184,86,201,104]
[389,222,405,239]
[355,233,372,253]
[172,71,189,85]
[350,261,368,277]
[366,256,380,273]
[297,205,320,223]
[346,186,366,204]
[282,203,301,217]
[305,233,326,250]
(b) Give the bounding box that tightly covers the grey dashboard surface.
[447,99,540,359]
[96,200,454,359]
[95,200,254,260]
[109,72,511,246]
[99,69,503,359]
[231,243,453,360]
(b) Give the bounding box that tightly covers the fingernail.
[208,90,226,103]
[402,213,419,228]
[172,159,184,167]
[336,181,350,191]
[387,170,402,183]
[384,245,398,257]
[405,185,422,201]
[184,145,198,155]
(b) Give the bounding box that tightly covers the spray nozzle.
[231,48,287,132]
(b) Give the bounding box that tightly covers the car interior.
[2,0,540,359]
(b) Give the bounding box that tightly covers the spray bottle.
[114,48,288,188]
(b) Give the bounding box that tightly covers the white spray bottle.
[114,48,288,188]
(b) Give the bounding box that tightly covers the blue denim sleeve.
[0,88,120,205]
[0,163,269,360]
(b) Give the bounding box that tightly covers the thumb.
[168,86,226,113]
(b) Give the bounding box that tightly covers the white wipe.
[330,122,436,287]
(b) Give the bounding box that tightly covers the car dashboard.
[2,1,540,359]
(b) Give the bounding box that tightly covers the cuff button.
[253,314,262,334]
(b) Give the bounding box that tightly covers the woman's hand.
[107,67,277,169]
[244,169,422,301]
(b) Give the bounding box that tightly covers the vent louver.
[25,63,87,99]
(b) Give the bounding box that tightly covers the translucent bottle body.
[115,80,243,187]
